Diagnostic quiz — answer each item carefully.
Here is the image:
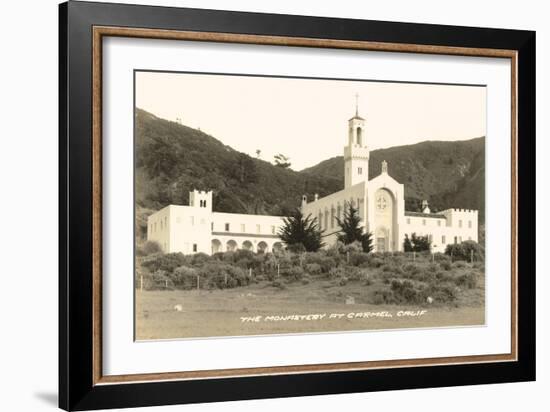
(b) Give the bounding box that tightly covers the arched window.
[356,127,363,145]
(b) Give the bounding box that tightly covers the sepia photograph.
[134,71,486,340]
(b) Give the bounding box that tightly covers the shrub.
[191,252,210,266]
[427,263,439,273]
[403,263,421,276]
[328,267,347,279]
[198,262,249,289]
[435,271,454,283]
[372,289,396,305]
[350,267,366,281]
[142,269,172,290]
[141,253,188,273]
[378,271,395,284]
[440,260,452,271]
[473,261,485,272]
[452,261,467,269]
[456,272,478,289]
[387,254,406,266]
[172,266,198,289]
[367,257,384,268]
[445,240,485,262]
[381,263,404,275]
[280,265,304,281]
[137,240,162,256]
[404,233,432,252]
[318,256,338,272]
[349,252,370,267]
[287,243,306,254]
[434,252,450,263]
[425,282,458,303]
[271,280,287,290]
[338,276,349,286]
[362,273,373,286]
[369,252,385,260]
[342,241,363,255]
[235,258,253,270]
[233,249,255,262]
[305,263,322,276]
[391,279,423,304]
[211,252,225,261]
[326,241,346,256]
[304,251,324,265]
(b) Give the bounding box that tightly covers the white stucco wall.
[404,209,479,253]
[146,206,171,252]
[302,182,367,247]
[210,212,286,253]
[147,191,287,255]
[365,169,406,252]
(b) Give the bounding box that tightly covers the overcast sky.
[135,71,486,171]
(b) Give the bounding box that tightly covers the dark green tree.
[234,152,258,184]
[274,153,291,169]
[336,203,373,253]
[278,208,324,252]
[403,234,413,252]
[409,233,431,252]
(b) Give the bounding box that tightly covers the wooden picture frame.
[59,1,535,410]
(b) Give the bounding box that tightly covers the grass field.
[135,277,485,340]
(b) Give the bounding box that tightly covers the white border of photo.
[102,36,511,377]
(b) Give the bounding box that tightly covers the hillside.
[302,137,485,220]
[135,109,485,238]
[135,109,342,236]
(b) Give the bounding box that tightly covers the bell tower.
[344,94,369,188]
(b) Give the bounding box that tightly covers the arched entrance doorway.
[242,240,253,251]
[272,242,283,253]
[226,240,237,252]
[375,227,389,252]
[257,241,268,253]
[374,188,395,252]
[211,239,222,254]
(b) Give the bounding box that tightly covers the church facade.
[147,105,478,255]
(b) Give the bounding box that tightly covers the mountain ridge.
[135,108,485,238]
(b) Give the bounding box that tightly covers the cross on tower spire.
[355,93,359,116]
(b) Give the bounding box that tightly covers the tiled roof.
[405,211,446,219]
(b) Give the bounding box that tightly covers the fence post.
[165,279,168,289]
[413,251,416,262]
[196,275,200,291]
[249,267,252,279]
[471,249,474,264]
[140,275,143,292]
[224,272,228,286]
[277,263,280,278]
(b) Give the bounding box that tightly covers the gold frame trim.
[92,26,518,385]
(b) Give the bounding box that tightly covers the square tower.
[189,189,213,211]
[344,104,369,188]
